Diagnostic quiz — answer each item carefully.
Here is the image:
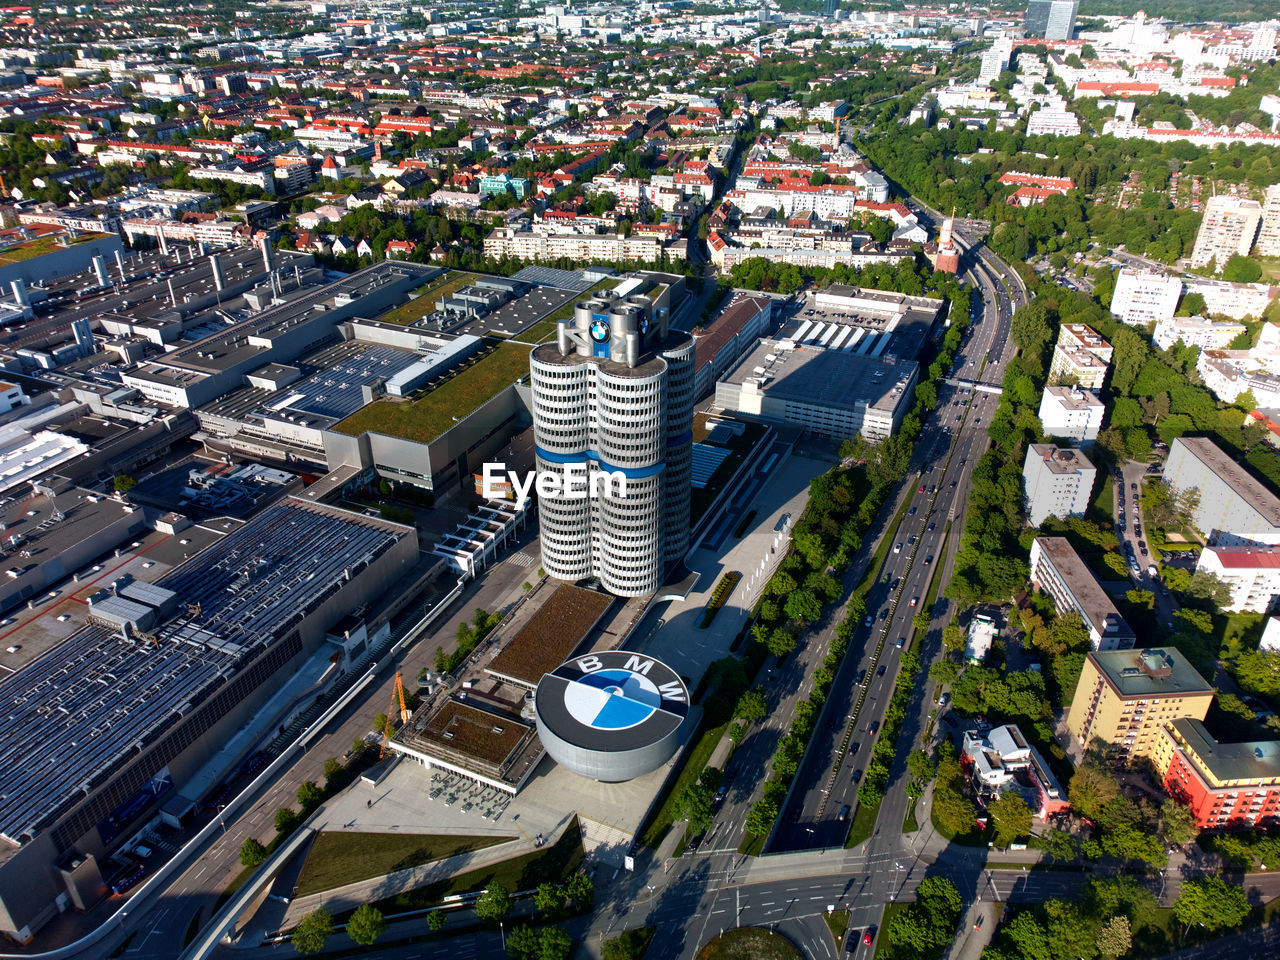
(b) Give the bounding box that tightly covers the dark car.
[927,522,936,531]
[908,506,917,516]
[924,554,934,566]
[846,930,861,953]
[876,664,887,677]
[850,741,861,755]
[856,669,867,685]
[868,720,880,734]
[851,769,862,783]
[838,804,851,821]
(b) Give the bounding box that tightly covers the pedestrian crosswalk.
[508,551,535,568]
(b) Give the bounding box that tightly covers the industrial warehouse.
[0,497,417,942]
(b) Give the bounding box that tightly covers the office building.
[1164,436,1280,545]
[1255,183,1280,258]
[1029,537,1136,650]
[1037,386,1105,446]
[529,291,694,597]
[1190,195,1263,270]
[1195,544,1280,612]
[1049,323,1111,391]
[1025,0,1078,40]
[715,339,918,442]
[1066,647,1213,760]
[1155,718,1280,829]
[1152,314,1246,352]
[1110,269,1183,327]
[1023,443,1096,526]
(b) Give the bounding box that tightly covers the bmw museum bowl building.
[534,650,689,782]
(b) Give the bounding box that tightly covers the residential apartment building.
[484,225,665,263]
[1155,718,1280,829]
[1049,323,1111,391]
[1255,182,1280,258]
[1037,386,1105,446]
[1023,444,1096,525]
[1026,107,1082,137]
[1185,276,1278,320]
[1189,195,1263,269]
[1152,314,1246,352]
[1066,647,1213,760]
[1195,544,1280,612]
[1164,436,1280,545]
[1029,537,1137,650]
[1110,268,1182,326]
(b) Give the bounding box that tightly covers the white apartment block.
[1026,108,1081,137]
[189,165,275,194]
[1256,183,1280,258]
[1196,544,1280,612]
[1165,436,1280,546]
[1111,268,1182,326]
[1185,277,1278,320]
[1153,314,1246,352]
[484,226,664,263]
[1038,385,1105,445]
[1023,443,1096,526]
[1029,537,1136,650]
[980,38,1014,82]
[1190,195,1263,269]
[1049,323,1112,391]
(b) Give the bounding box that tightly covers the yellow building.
[1067,648,1214,761]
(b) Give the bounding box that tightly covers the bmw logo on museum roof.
[534,651,688,782]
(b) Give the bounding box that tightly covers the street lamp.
[499,921,505,950]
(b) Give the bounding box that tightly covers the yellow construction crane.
[380,669,411,758]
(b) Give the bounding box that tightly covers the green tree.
[113,475,137,493]
[346,904,386,947]
[767,626,797,657]
[1097,915,1132,958]
[930,658,960,686]
[1223,255,1262,283]
[565,870,594,906]
[323,757,342,784]
[784,588,822,623]
[427,909,447,932]
[734,686,768,724]
[475,883,512,922]
[275,807,300,834]
[1037,828,1076,863]
[1174,876,1249,934]
[538,925,573,960]
[291,908,333,955]
[533,882,564,914]
[296,781,323,811]
[239,837,267,867]
[1161,798,1198,846]
[745,798,778,837]
[1069,762,1119,820]
[988,791,1032,847]
[506,925,542,959]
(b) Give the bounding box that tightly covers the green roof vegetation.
[377,271,477,325]
[0,232,104,265]
[333,341,531,443]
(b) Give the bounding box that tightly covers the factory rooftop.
[333,341,532,443]
[0,497,413,846]
[721,338,917,415]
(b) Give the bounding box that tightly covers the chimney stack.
[92,255,109,289]
[210,253,226,292]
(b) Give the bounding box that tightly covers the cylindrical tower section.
[594,364,664,469]
[596,472,663,596]
[535,456,592,581]
[661,335,696,566]
[530,345,590,456]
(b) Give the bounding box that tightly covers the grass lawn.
[369,825,584,913]
[333,342,531,442]
[902,799,919,833]
[378,271,475,325]
[695,928,803,960]
[844,801,878,849]
[638,720,728,849]
[873,903,907,959]
[1216,610,1267,657]
[824,910,850,949]
[293,832,509,898]
[602,927,655,959]
[1090,474,1114,525]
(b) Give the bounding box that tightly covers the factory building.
[0,498,417,942]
